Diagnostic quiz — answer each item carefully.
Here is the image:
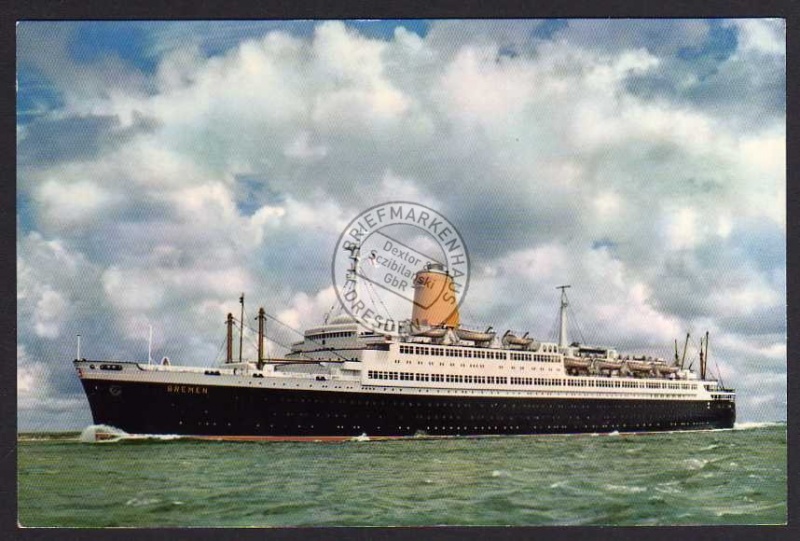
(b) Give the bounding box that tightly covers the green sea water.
[18,423,786,527]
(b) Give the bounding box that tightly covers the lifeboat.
[456,327,496,343]
[564,358,591,369]
[503,331,534,347]
[411,327,448,338]
[625,360,655,373]
[596,360,623,371]
[656,364,679,375]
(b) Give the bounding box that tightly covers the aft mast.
[256,307,266,370]
[557,285,571,348]
[345,244,360,297]
[226,313,234,363]
[238,294,245,363]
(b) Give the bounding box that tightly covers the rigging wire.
[571,302,589,345]
[458,302,503,332]
[712,348,725,387]
[209,335,227,366]
[458,302,474,324]
[233,317,309,363]
[361,277,384,317]
[263,313,352,362]
[216,304,358,365]
[237,320,263,356]
[686,338,702,371]
[547,307,560,343]
[238,319,319,362]
[324,300,340,323]
[364,277,393,322]
[566,306,587,345]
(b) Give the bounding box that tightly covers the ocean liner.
[73,257,735,440]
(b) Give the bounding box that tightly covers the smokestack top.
[423,262,447,274]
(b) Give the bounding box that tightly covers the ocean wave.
[79,424,184,443]
[683,458,708,471]
[603,484,647,494]
[654,483,682,494]
[20,425,787,527]
[125,497,161,507]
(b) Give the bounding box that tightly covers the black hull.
[81,379,735,437]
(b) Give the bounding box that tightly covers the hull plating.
[81,379,735,437]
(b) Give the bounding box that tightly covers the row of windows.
[371,371,401,380]
[306,331,355,341]
[398,345,560,362]
[646,382,692,390]
[400,345,509,359]
[368,371,571,388]
[367,370,699,392]
[368,371,510,385]
[507,377,563,386]
[266,396,700,410]
[394,359,490,370]
[509,353,560,363]
[590,380,694,390]
[587,380,694,389]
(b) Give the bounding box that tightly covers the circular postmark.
[331,201,470,333]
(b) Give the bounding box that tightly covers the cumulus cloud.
[552,19,711,56]
[18,344,91,430]
[728,19,785,56]
[17,19,785,428]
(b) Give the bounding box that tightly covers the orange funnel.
[411,263,459,328]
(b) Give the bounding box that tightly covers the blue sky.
[17,19,785,430]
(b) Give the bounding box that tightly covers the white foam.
[125,497,161,507]
[654,483,682,494]
[79,424,129,443]
[148,434,184,440]
[79,424,183,443]
[683,458,708,470]
[604,484,647,494]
